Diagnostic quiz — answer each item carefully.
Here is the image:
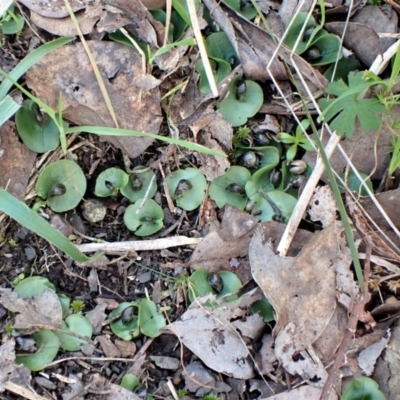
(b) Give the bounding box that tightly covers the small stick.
[75,236,202,254]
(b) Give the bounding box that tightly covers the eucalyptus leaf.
[138,298,166,338]
[15,99,61,153]
[209,166,250,209]
[166,168,207,211]
[341,377,386,400]
[95,167,129,197]
[0,37,75,101]
[217,75,263,127]
[15,329,60,371]
[56,314,93,351]
[120,167,157,203]
[110,302,140,341]
[124,198,164,236]
[36,160,86,212]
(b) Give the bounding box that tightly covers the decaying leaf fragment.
[163,288,265,379]
[249,222,342,384]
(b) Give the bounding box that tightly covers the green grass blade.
[0,95,20,126]
[0,188,90,262]
[0,36,75,101]
[65,125,226,157]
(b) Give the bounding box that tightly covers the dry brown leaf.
[262,385,338,400]
[18,0,90,18]
[25,41,162,159]
[163,288,265,379]
[0,121,36,200]
[30,7,102,36]
[0,290,62,330]
[249,222,343,384]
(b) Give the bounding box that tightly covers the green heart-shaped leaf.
[217,75,263,127]
[120,166,157,203]
[110,302,140,341]
[16,329,60,371]
[14,276,56,298]
[56,314,93,351]
[341,377,386,400]
[209,166,250,210]
[36,160,87,212]
[166,168,207,211]
[15,99,61,153]
[95,167,129,197]
[138,298,166,338]
[124,198,164,236]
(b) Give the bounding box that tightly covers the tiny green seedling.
[13,276,93,371]
[110,299,166,340]
[35,160,87,213]
[0,4,25,35]
[120,166,157,203]
[166,168,207,211]
[124,198,164,236]
[15,99,65,153]
[209,166,250,210]
[276,119,315,161]
[341,377,386,400]
[120,373,140,392]
[188,269,242,303]
[217,74,263,127]
[95,167,129,197]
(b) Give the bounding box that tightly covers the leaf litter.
[1,0,400,398]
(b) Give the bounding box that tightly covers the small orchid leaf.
[218,271,242,300]
[36,160,87,212]
[209,166,250,210]
[138,298,166,338]
[56,314,93,351]
[120,166,157,203]
[338,170,373,197]
[205,31,239,65]
[245,147,280,198]
[16,329,60,371]
[195,58,231,95]
[308,31,342,66]
[95,167,129,197]
[341,377,386,400]
[110,302,140,341]
[14,276,56,298]
[223,0,257,20]
[124,198,164,236]
[188,269,213,303]
[284,12,317,55]
[188,269,242,302]
[120,374,140,392]
[166,168,207,211]
[250,190,297,222]
[251,296,275,322]
[1,8,24,35]
[217,75,263,127]
[15,100,61,153]
[57,294,71,319]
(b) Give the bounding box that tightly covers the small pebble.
[24,246,36,261]
[137,271,152,284]
[34,376,56,390]
[82,200,107,223]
